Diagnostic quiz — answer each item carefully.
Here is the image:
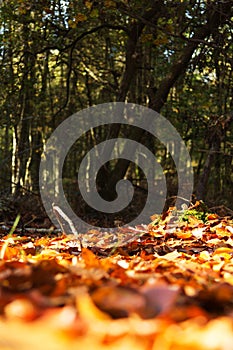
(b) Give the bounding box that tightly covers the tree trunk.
[99,1,232,201]
[97,2,163,194]
[196,113,233,200]
[11,22,36,195]
[195,144,218,200]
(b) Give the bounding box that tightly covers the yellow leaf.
[104,0,116,8]
[85,1,92,9]
[199,250,210,261]
[172,107,179,113]
[75,13,87,23]
[68,19,77,29]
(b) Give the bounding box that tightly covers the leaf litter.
[0,204,233,349]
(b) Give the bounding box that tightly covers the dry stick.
[52,204,82,250]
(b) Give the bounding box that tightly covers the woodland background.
[0,0,232,224]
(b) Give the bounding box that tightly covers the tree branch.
[102,1,233,200]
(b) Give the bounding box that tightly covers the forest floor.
[1,198,233,349]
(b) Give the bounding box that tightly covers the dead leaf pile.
[1,208,233,349]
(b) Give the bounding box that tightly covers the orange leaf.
[0,245,20,260]
[215,227,231,237]
[81,248,101,268]
[175,231,192,239]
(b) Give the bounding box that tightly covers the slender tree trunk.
[28,130,43,193]
[11,23,36,195]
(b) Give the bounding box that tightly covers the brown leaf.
[140,283,180,318]
[91,286,146,318]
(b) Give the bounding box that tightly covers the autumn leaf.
[1,206,233,349]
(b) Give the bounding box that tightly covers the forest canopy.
[0,0,232,222]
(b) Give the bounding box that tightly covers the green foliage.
[176,201,209,223]
[178,209,207,223]
[0,0,232,207]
